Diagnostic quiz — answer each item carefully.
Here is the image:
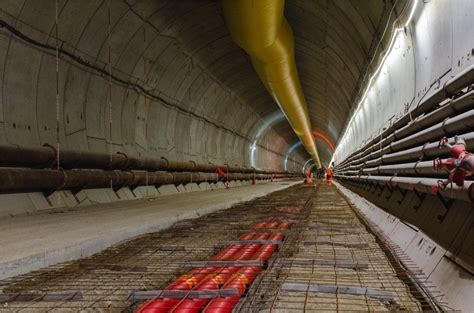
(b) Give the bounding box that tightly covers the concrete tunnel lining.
[0,0,473,311]
[0,0,392,168]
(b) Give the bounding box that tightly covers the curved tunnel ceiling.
[0,0,397,168]
[208,0,391,166]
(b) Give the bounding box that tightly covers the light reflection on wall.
[250,111,285,168]
[333,0,419,164]
[284,141,302,171]
[285,130,336,171]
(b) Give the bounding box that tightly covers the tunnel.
[0,0,473,311]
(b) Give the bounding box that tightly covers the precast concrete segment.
[221,0,321,167]
[237,183,435,312]
[0,183,313,312]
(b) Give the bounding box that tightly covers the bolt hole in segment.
[134,213,296,312]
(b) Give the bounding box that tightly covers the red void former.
[135,215,295,312]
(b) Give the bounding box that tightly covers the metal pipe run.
[363,160,447,176]
[0,168,297,195]
[363,132,474,167]
[336,103,473,172]
[338,117,473,172]
[340,131,474,172]
[338,65,474,168]
[0,144,288,175]
[335,67,474,204]
[340,104,474,170]
[389,110,473,153]
[337,175,474,203]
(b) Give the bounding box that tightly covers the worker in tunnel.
[325,166,334,183]
[317,167,325,179]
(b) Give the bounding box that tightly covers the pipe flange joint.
[56,167,67,191]
[160,157,169,169]
[188,160,197,171]
[414,160,422,175]
[441,117,450,136]
[116,151,129,170]
[421,142,430,159]
[42,143,58,168]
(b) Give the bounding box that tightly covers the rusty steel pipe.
[0,145,291,175]
[0,168,298,195]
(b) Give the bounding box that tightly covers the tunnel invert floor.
[0,183,433,312]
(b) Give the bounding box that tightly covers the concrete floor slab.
[0,180,299,280]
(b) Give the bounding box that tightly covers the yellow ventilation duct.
[221,0,321,168]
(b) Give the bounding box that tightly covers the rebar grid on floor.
[0,183,441,312]
[236,183,437,312]
[0,185,314,312]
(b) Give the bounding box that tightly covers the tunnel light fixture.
[333,0,419,164]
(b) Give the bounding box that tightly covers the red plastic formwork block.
[203,296,240,313]
[136,298,180,313]
[136,218,286,312]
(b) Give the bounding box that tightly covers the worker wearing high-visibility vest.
[325,167,333,182]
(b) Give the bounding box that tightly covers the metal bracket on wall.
[376,184,385,197]
[70,187,83,195]
[42,189,56,198]
[112,184,123,193]
[436,192,454,223]
[369,181,377,193]
[395,185,408,204]
[385,185,394,200]
[361,181,369,191]
[413,189,427,211]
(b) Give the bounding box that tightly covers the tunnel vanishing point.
[0,0,473,312]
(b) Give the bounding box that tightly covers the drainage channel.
[0,184,313,312]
